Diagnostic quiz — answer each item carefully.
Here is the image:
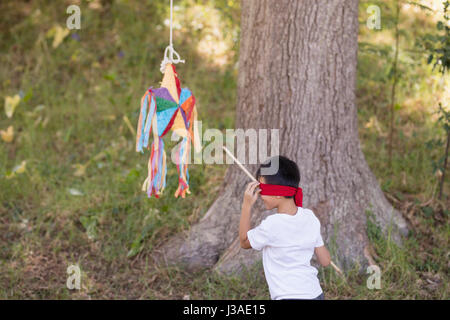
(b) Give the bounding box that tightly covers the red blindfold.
[259,183,303,207]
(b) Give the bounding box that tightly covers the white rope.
[160,0,185,73]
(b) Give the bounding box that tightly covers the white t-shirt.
[247,206,324,300]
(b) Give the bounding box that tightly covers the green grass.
[0,0,448,299]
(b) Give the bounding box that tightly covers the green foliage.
[416,1,450,74]
[366,210,384,243]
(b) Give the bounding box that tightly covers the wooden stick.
[222,146,257,182]
[222,146,345,278]
[330,261,343,275]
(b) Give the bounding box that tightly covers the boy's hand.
[243,181,261,207]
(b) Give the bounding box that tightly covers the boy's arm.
[239,181,260,249]
[314,246,331,267]
[239,202,252,249]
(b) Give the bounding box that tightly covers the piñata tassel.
[142,139,155,193]
[136,90,149,153]
[145,137,167,199]
[191,105,201,153]
[142,92,156,150]
[136,88,157,153]
[174,136,190,198]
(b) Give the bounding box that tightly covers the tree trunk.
[153,0,408,274]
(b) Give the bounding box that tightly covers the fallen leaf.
[14,160,27,174]
[364,116,385,137]
[72,163,88,177]
[48,25,70,48]
[68,188,84,196]
[0,125,14,143]
[5,160,27,179]
[5,94,21,118]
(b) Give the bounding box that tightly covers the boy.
[239,155,331,300]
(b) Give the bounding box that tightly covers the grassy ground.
[0,0,448,299]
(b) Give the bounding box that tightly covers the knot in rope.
[160,44,185,73]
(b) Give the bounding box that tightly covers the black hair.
[255,155,300,199]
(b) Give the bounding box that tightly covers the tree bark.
[153,0,408,275]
